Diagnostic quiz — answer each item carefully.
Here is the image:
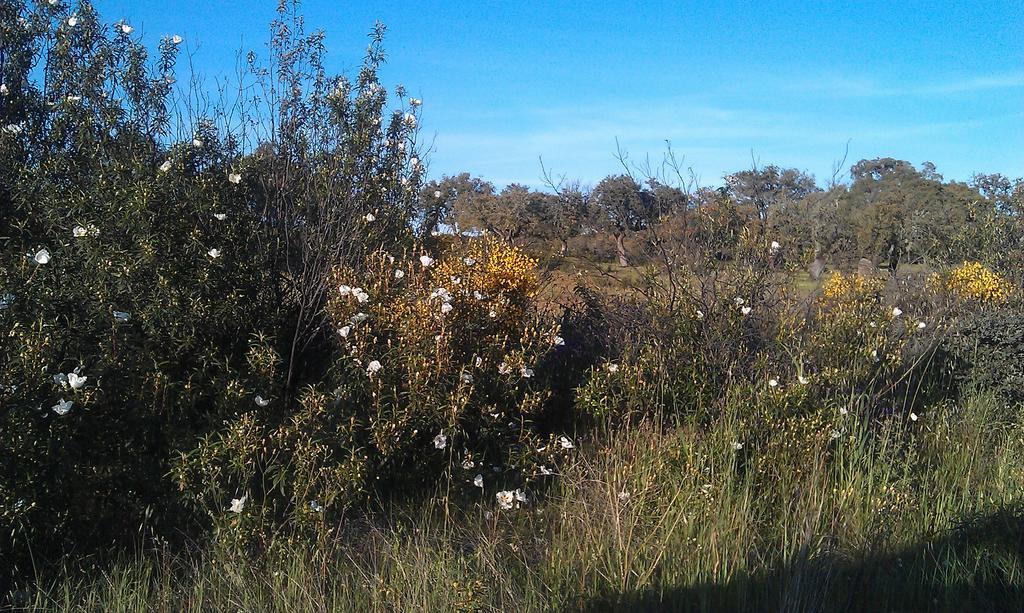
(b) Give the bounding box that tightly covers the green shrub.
[172,240,572,543]
[940,297,1024,404]
[0,0,424,579]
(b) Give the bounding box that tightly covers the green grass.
[19,390,1024,612]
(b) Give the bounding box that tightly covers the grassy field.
[20,389,1024,612]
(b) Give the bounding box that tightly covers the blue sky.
[93,0,1023,188]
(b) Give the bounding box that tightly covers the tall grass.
[20,390,1023,612]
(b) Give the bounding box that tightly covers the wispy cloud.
[426,91,1024,189]
[790,72,1024,98]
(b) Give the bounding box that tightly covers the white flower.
[618,490,631,502]
[32,249,51,265]
[520,366,534,378]
[497,362,513,375]
[67,15,78,27]
[364,213,376,222]
[734,297,745,306]
[695,309,705,320]
[338,285,352,296]
[403,113,416,128]
[891,307,903,317]
[366,360,382,376]
[54,373,68,389]
[228,172,242,184]
[496,490,514,510]
[475,291,486,301]
[473,474,484,488]
[910,412,919,422]
[3,123,23,135]
[65,95,81,103]
[431,287,453,302]
[839,407,849,416]
[798,375,810,385]
[461,372,473,384]
[770,240,781,252]
[171,34,183,45]
[741,306,752,316]
[433,433,447,449]
[731,441,743,450]
[768,378,779,388]
[158,160,172,172]
[514,489,527,503]
[606,363,619,373]
[474,357,483,368]
[916,321,927,329]
[539,465,553,476]
[354,288,369,303]
[410,98,422,107]
[440,302,453,314]
[558,436,575,450]
[309,500,323,512]
[213,213,227,221]
[207,248,221,259]
[410,157,419,167]
[67,372,87,390]
[0,84,8,96]
[351,312,368,324]
[394,269,405,280]
[192,138,203,148]
[119,23,133,34]
[254,395,271,407]
[462,458,475,469]
[434,190,442,198]
[113,310,131,322]
[52,398,73,416]
[419,254,434,267]
[553,335,565,346]
[229,494,247,513]
[338,325,351,338]
[830,429,841,440]
[71,224,99,238]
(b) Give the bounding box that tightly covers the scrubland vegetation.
[2,1,1024,610]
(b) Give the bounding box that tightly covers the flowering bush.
[0,0,275,570]
[935,261,1014,304]
[812,272,890,379]
[173,239,570,536]
[0,0,425,577]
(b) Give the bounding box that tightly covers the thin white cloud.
[792,72,1024,98]
[428,97,1009,188]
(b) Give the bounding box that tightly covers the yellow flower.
[941,261,1013,303]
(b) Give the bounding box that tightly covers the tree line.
[418,159,1024,274]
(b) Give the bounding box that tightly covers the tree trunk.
[615,234,629,267]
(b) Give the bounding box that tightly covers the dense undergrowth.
[19,390,1024,611]
[2,1,1023,610]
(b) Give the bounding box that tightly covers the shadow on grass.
[580,504,1024,612]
